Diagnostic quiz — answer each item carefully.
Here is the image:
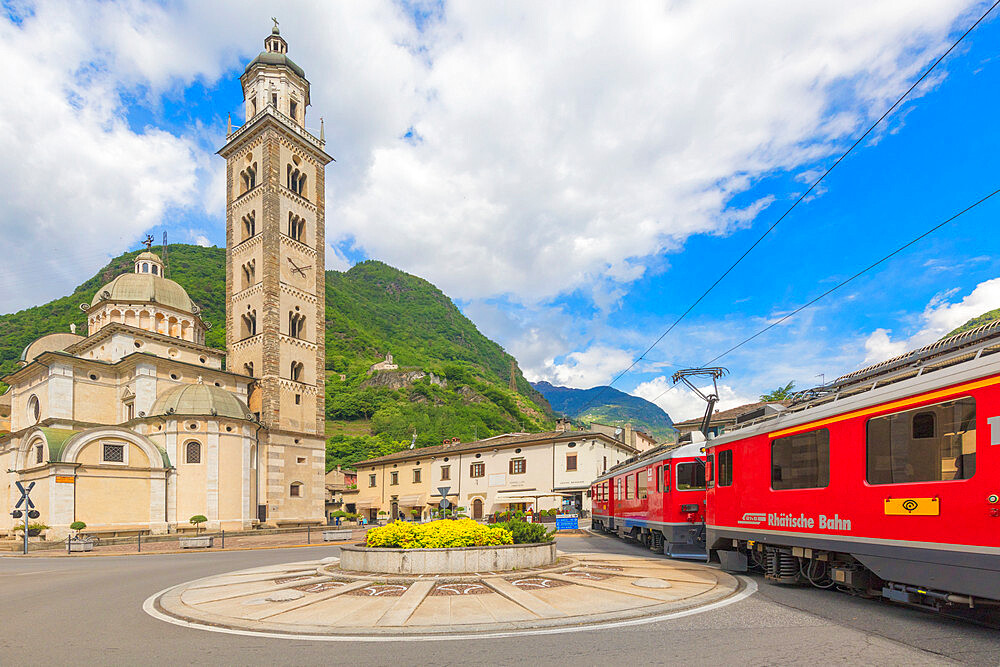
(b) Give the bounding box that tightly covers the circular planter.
[340,542,556,574]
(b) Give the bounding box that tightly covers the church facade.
[0,26,329,539]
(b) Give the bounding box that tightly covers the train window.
[616,477,622,501]
[626,474,635,500]
[718,450,734,486]
[638,472,648,500]
[676,462,706,490]
[706,454,715,488]
[662,464,670,492]
[771,428,830,490]
[866,397,975,484]
[655,465,662,492]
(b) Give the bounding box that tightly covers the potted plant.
[14,523,48,537]
[180,515,213,548]
[69,521,93,552]
[410,508,421,521]
[377,510,388,525]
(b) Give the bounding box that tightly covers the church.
[0,25,330,539]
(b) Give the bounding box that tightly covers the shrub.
[189,514,208,534]
[489,520,554,544]
[70,521,87,531]
[13,523,49,532]
[365,519,512,549]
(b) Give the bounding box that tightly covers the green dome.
[149,383,254,421]
[91,273,198,314]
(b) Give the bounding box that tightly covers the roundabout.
[144,550,748,640]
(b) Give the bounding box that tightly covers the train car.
[706,322,1000,615]
[591,441,707,558]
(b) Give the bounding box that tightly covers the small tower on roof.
[240,18,309,127]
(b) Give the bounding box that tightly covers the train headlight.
[988,493,999,504]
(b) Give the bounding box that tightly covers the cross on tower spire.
[142,234,154,250]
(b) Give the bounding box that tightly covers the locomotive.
[591,320,1000,618]
[590,440,707,559]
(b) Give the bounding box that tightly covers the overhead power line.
[648,185,1000,406]
[576,0,1000,414]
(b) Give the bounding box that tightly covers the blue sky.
[2,1,999,420]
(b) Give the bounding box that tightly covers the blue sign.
[556,515,578,530]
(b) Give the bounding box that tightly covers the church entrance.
[472,498,483,520]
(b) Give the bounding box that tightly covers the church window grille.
[102,443,125,464]
[185,441,202,464]
[35,445,43,464]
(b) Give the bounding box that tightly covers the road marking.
[142,576,757,642]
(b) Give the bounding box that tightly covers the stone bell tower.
[219,23,332,523]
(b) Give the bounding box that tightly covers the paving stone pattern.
[153,552,741,637]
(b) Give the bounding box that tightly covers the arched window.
[240,162,257,194]
[151,265,158,276]
[290,361,304,382]
[241,211,256,240]
[244,361,254,377]
[185,441,202,464]
[290,482,303,497]
[241,310,257,338]
[142,263,149,273]
[286,165,306,198]
[241,259,256,289]
[289,311,305,339]
[288,212,305,242]
[27,395,40,424]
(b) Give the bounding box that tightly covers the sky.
[2,0,1000,422]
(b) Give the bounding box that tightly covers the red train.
[592,322,1000,617]
[591,441,707,559]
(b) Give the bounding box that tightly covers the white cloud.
[530,345,636,389]
[633,376,759,423]
[862,277,1000,364]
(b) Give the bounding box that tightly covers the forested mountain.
[0,245,555,467]
[531,381,675,440]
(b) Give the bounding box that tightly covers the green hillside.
[532,381,676,441]
[944,308,1000,338]
[0,246,555,467]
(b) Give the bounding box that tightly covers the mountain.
[531,381,675,441]
[944,308,1000,338]
[0,246,555,467]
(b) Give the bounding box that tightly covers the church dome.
[149,383,254,421]
[90,273,199,315]
[245,51,305,79]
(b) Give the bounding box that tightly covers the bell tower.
[219,24,332,523]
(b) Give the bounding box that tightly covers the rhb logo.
[738,512,767,525]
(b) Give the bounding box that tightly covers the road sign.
[556,515,579,530]
[437,486,451,510]
[14,481,35,509]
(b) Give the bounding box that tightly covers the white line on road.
[142,576,758,642]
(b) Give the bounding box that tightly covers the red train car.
[591,441,707,559]
[706,323,1000,613]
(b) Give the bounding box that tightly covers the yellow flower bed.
[365,519,513,549]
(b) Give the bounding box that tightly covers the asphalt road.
[1,532,998,666]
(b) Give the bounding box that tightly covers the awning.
[353,499,377,509]
[395,495,425,506]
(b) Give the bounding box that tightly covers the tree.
[760,381,795,402]
[189,514,208,535]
